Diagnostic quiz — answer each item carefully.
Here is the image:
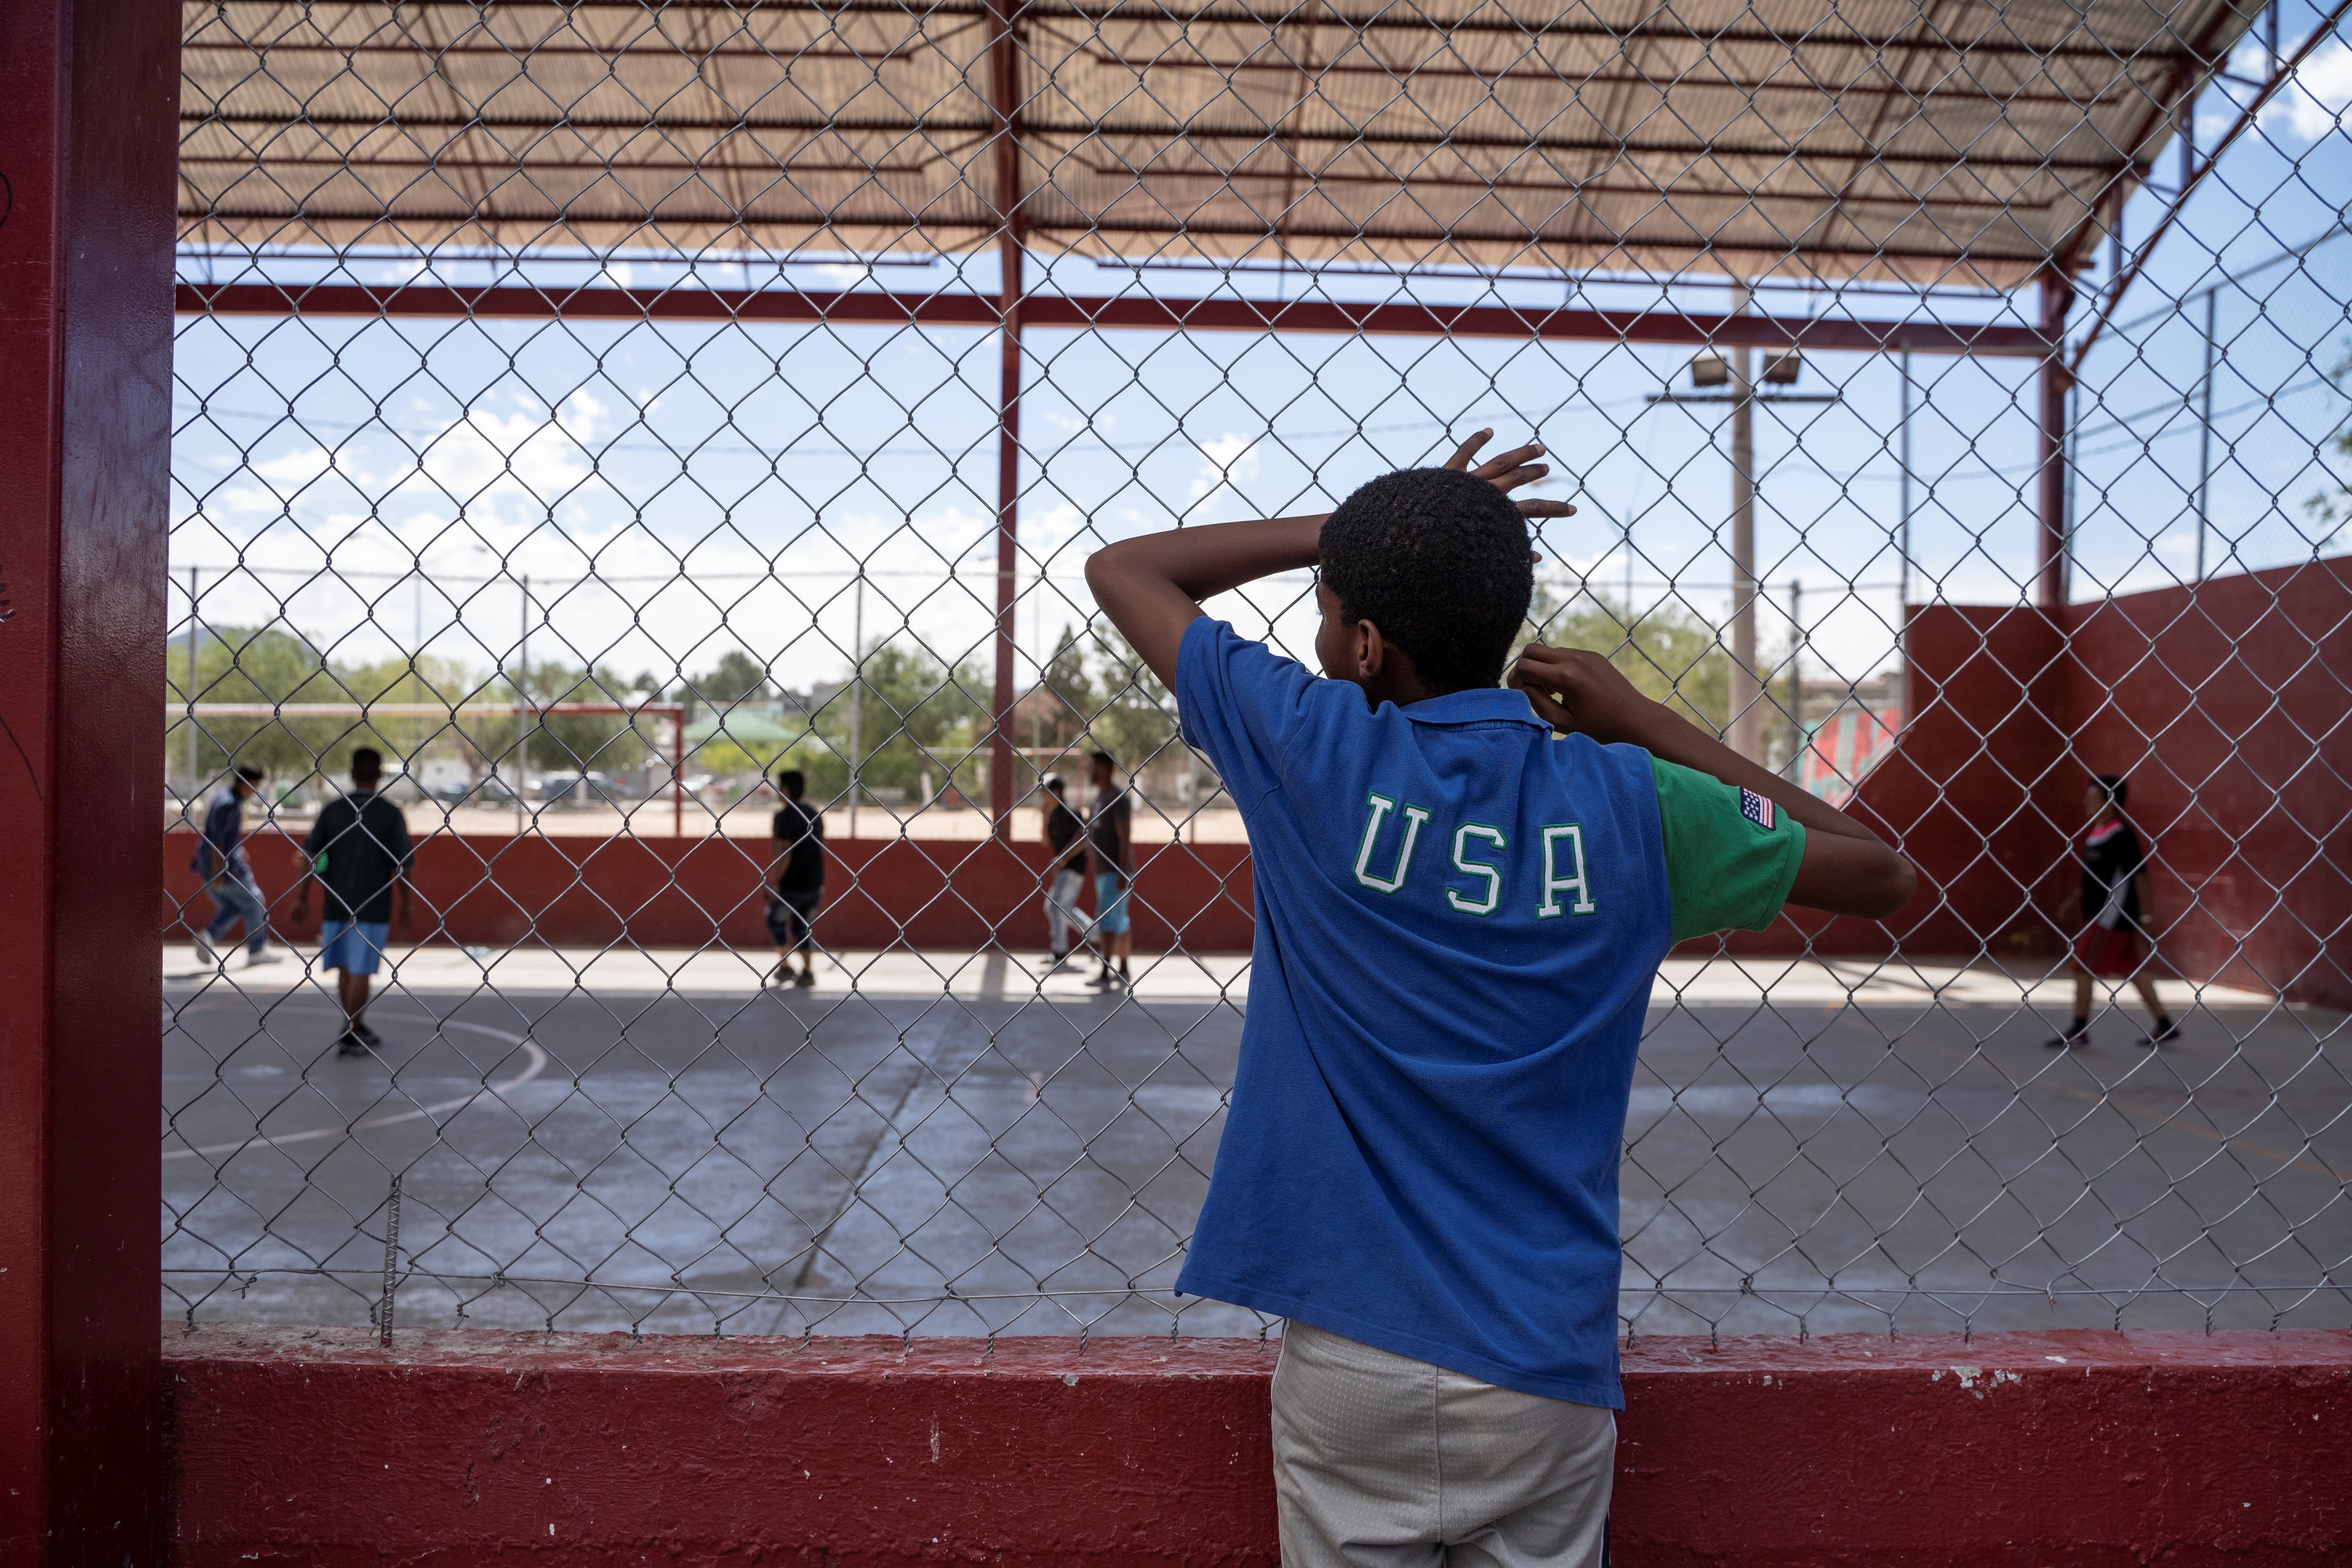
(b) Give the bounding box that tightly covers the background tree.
[795,637,987,803]
[688,649,773,715]
[1527,580,1736,738]
[2308,343,2352,543]
[1082,623,1176,777]
[170,625,346,785]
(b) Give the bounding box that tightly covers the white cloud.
[1187,432,1259,509]
[2214,32,2352,144]
[558,389,611,443]
[2269,37,2352,142]
[407,406,598,509]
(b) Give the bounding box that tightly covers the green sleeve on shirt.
[1649,756,1806,943]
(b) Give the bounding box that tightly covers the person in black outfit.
[2048,774,2178,1049]
[1085,749,1133,990]
[1039,773,1091,971]
[291,748,416,1056]
[768,768,826,987]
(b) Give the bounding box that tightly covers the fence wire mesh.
[165,0,2351,1340]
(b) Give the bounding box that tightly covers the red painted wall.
[166,830,1259,955]
[1690,561,2351,1008]
[163,1324,2352,1568]
[2058,561,2352,1008]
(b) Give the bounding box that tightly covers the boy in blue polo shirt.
[1087,433,1914,1568]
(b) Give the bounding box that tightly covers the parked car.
[534,770,634,805]
[433,775,518,806]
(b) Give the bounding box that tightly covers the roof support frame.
[2064,0,2352,373]
[175,283,2057,357]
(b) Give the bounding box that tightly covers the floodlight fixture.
[1689,350,1729,387]
[1762,350,1802,385]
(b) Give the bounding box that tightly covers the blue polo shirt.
[1172,615,1803,1408]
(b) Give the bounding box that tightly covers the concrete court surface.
[163,945,2351,1340]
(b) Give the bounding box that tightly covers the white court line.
[163,1010,547,1161]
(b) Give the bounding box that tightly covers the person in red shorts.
[2048,773,2179,1049]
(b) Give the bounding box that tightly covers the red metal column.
[0,2,178,1563]
[2035,271,2075,615]
[987,0,1026,841]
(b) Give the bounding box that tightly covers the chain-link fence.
[164,0,2350,1341]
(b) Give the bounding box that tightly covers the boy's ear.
[1352,619,1388,682]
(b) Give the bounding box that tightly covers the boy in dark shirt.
[768,768,826,988]
[1084,750,1133,990]
[194,763,284,968]
[2047,773,2178,1049]
[292,749,415,1055]
[1086,431,1914,1568]
[1039,774,1091,971]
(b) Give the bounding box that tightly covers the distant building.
[1794,670,1904,804]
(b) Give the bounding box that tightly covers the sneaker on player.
[353,1020,384,1050]
[2140,1018,2182,1047]
[194,932,220,966]
[2044,1026,2089,1049]
[793,968,815,988]
[246,944,286,968]
[335,1029,368,1057]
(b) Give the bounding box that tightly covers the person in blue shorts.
[1084,748,1133,990]
[1086,431,1915,1568]
[292,748,416,1056]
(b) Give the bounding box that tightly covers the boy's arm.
[1083,512,1325,689]
[1085,432,1565,689]
[289,815,323,923]
[1510,645,1915,921]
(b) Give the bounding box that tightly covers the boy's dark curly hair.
[1319,466,1534,696]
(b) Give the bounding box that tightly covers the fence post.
[2035,270,2075,615]
[987,0,1028,842]
[0,1,177,1560]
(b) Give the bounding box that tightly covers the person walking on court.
[194,763,285,968]
[1086,430,1914,1568]
[1084,750,1133,990]
[2047,773,2179,1049]
[1039,773,1091,972]
[768,768,826,988]
[291,748,415,1055]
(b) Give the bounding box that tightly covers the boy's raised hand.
[1443,429,1579,520]
[1510,643,1653,744]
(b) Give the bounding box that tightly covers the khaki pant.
[1271,1322,1615,1568]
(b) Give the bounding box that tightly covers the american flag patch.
[1740,788,1776,829]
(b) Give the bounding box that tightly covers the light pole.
[848,569,865,840]
[1646,291,1837,762]
[1727,283,1761,763]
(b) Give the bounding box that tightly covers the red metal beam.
[0,2,178,1562]
[2036,271,2075,615]
[2066,0,2352,374]
[177,282,2054,357]
[988,0,1027,841]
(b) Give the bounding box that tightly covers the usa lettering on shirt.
[1740,788,1776,829]
[1351,791,1597,917]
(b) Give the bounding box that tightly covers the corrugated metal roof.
[179,0,2258,286]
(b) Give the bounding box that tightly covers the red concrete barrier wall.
[162,1324,2352,1568]
[164,830,1257,954]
